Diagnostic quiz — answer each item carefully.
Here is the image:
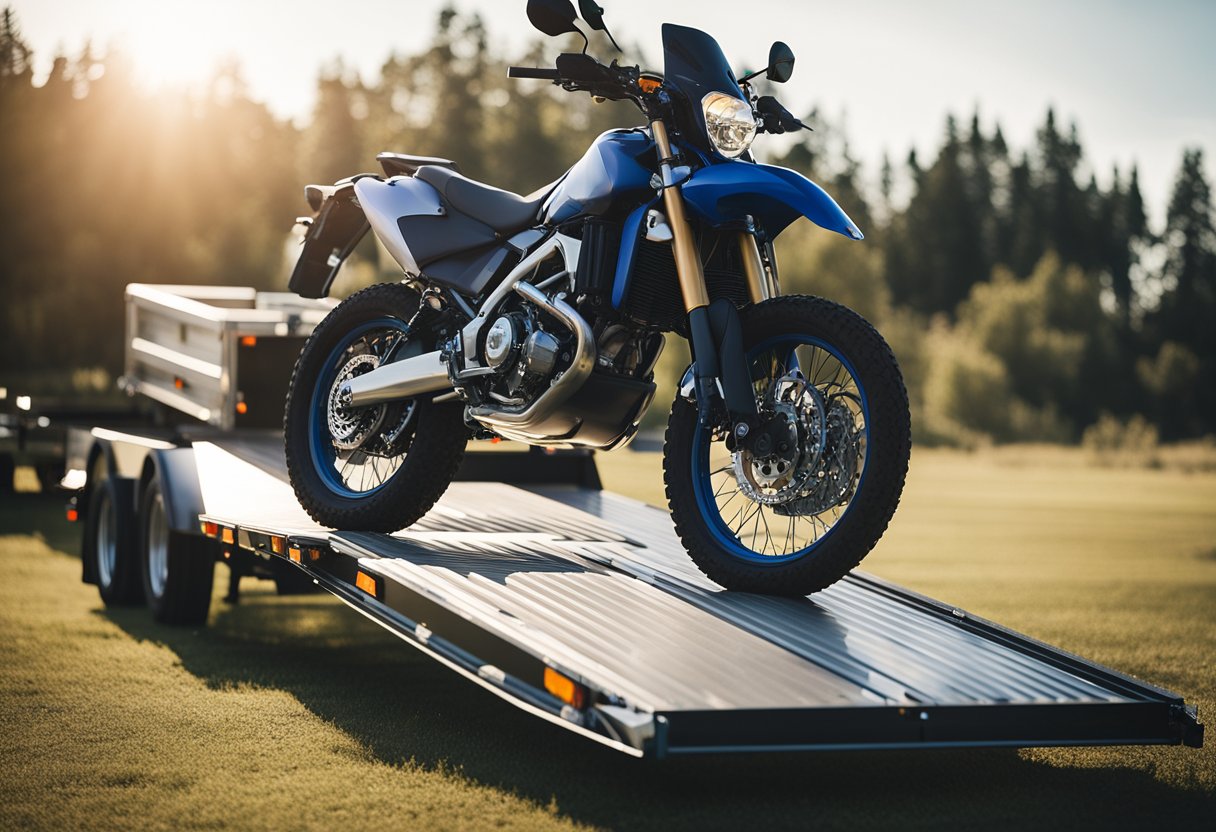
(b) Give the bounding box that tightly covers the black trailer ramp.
[191,438,1202,758]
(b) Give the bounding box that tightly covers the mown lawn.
[1,447,1214,830]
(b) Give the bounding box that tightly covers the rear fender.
[680,161,863,241]
[287,178,373,299]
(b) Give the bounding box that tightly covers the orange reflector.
[66,508,79,523]
[543,668,586,709]
[490,437,501,444]
[270,536,285,555]
[221,527,234,544]
[638,76,662,93]
[174,377,185,389]
[355,571,378,597]
[288,546,302,563]
[202,521,219,538]
[307,548,322,562]
[235,401,248,415]
[240,335,257,347]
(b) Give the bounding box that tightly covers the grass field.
[1,447,1214,830]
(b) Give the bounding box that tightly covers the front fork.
[651,119,774,435]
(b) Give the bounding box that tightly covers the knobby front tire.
[663,296,911,596]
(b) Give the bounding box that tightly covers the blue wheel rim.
[308,318,412,498]
[690,334,871,565]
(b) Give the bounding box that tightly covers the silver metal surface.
[193,437,1158,716]
[466,282,595,436]
[147,492,169,598]
[343,350,451,408]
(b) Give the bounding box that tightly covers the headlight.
[701,91,756,158]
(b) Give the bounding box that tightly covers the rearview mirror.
[527,0,582,38]
[767,41,795,83]
[578,0,606,29]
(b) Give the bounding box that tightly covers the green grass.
[1,447,1214,830]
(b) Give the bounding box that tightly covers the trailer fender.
[141,448,205,535]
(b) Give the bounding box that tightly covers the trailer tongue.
[181,437,1202,758]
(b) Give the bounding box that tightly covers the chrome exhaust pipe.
[467,281,595,431]
[342,349,450,408]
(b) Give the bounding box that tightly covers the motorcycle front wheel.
[284,283,468,532]
[663,296,911,596]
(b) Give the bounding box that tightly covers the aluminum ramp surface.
[193,438,1203,757]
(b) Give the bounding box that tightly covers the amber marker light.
[221,527,235,544]
[288,546,302,563]
[270,535,285,555]
[235,401,248,415]
[355,571,379,598]
[240,335,257,347]
[543,667,587,709]
[638,76,662,94]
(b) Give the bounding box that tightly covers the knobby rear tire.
[283,283,468,533]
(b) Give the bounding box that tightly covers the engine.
[482,307,563,405]
[459,285,663,449]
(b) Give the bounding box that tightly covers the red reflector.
[66,508,79,523]
[202,521,219,538]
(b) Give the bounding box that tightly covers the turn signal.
[543,668,587,709]
[355,570,379,598]
[638,76,662,93]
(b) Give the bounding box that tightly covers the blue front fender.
[680,161,864,241]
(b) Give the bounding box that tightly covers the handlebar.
[507,66,560,80]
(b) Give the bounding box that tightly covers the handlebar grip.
[507,66,559,80]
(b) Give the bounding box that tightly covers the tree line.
[0,6,1212,442]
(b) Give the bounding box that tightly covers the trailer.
[68,285,1203,759]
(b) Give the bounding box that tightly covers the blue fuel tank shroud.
[542,129,657,225]
[611,161,863,308]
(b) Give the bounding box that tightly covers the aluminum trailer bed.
[166,435,1200,759]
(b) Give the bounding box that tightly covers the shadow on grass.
[100,588,1214,831]
[0,491,79,555]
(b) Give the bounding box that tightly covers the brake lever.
[755,95,810,134]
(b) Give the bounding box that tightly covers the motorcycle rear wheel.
[284,283,468,532]
[663,295,910,596]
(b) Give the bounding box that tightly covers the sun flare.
[111,2,234,90]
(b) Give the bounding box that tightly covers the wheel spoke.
[695,331,870,562]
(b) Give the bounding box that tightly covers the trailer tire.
[139,474,214,626]
[0,454,14,494]
[84,477,145,606]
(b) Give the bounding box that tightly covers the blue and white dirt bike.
[283,0,910,596]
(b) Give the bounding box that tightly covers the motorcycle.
[282,0,910,596]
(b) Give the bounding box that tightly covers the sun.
[110,1,234,90]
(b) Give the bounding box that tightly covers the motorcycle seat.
[415,165,544,235]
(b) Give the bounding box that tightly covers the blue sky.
[11,0,1215,223]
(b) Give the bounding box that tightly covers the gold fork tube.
[738,232,770,304]
[651,120,709,312]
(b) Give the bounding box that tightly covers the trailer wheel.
[0,454,14,494]
[139,474,215,626]
[84,477,144,606]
